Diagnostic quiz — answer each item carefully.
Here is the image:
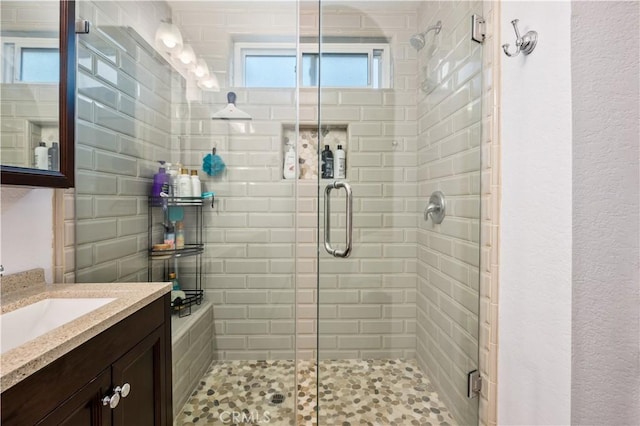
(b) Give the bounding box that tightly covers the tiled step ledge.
[171,299,214,417]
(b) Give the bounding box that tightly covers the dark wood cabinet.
[1,294,172,426]
[38,369,112,426]
[112,328,167,426]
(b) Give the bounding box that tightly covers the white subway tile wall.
[415,2,484,425]
[167,0,423,361]
[315,0,423,360]
[0,86,59,167]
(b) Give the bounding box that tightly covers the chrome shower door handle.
[324,181,353,258]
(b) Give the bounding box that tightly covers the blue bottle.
[169,272,180,290]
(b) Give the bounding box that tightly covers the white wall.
[0,187,54,282]
[499,1,640,424]
[571,2,640,424]
[498,2,573,424]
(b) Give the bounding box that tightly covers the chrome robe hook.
[502,19,538,57]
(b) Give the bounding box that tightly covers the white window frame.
[1,37,59,84]
[233,41,391,89]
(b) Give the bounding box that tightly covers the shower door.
[315,1,484,424]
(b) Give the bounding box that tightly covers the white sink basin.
[0,298,116,354]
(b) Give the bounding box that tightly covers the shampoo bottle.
[283,144,297,179]
[335,144,346,178]
[34,142,48,170]
[190,170,202,197]
[321,145,334,179]
[178,168,192,197]
[152,161,169,197]
[166,163,179,196]
[48,142,59,171]
[175,221,185,249]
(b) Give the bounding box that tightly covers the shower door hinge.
[75,19,90,34]
[471,14,486,44]
[467,370,482,398]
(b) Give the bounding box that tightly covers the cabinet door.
[37,368,112,426]
[111,327,168,426]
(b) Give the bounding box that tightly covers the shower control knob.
[424,191,446,224]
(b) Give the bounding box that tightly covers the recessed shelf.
[282,124,348,180]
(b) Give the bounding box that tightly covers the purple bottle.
[152,161,170,197]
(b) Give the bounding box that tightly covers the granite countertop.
[0,281,171,391]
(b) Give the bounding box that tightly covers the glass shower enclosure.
[74,0,483,424]
[316,2,482,424]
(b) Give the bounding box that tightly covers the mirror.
[0,0,75,188]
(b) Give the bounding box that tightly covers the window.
[1,38,59,84]
[234,40,390,88]
[244,51,297,88]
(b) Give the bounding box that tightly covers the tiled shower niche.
[282,124,348,180]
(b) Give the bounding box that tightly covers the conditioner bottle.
[48,142,59,171]
[335,144,346,179]
[321,145,334,179]
[190,170,202,197]
[178,168,192,197]
[34,142,48,170]
[283,144,297,179]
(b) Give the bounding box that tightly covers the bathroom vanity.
[0,282,172,425]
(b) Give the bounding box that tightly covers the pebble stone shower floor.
[174,359,455,426]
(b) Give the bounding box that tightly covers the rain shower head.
[212,91,252,121]
[410,20,442,51]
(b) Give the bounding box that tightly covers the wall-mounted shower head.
[410,20,442,51]
[410,33,426,51]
